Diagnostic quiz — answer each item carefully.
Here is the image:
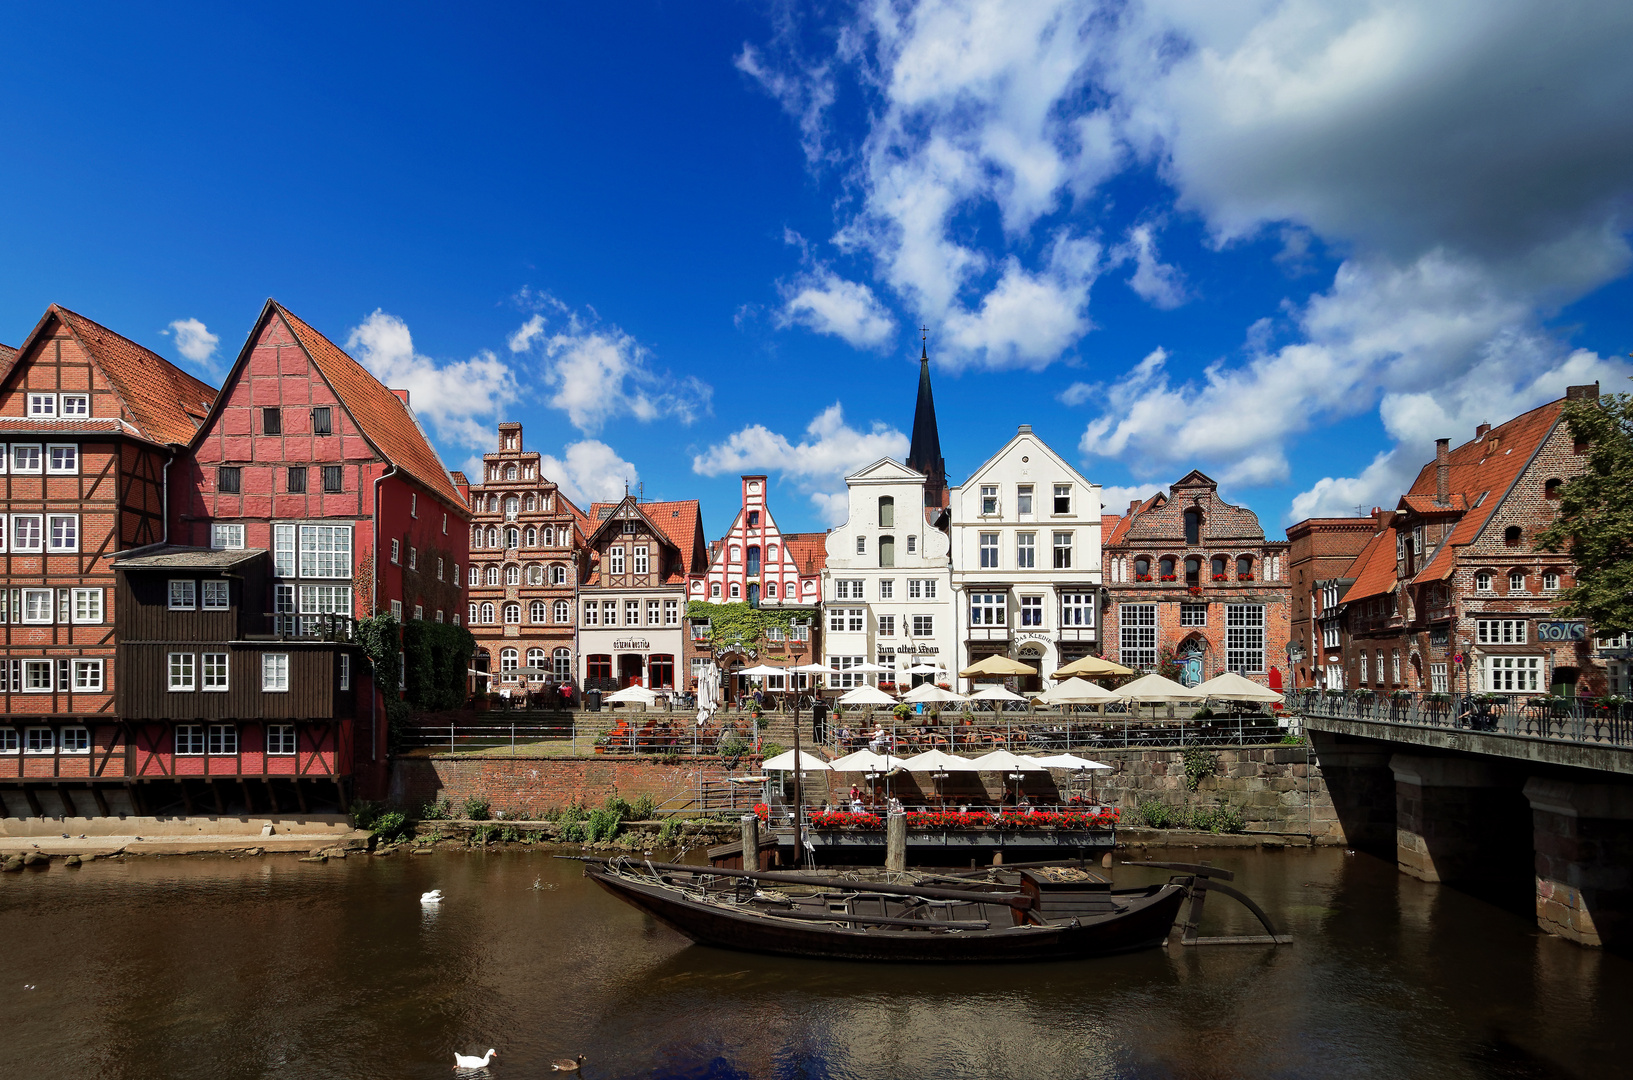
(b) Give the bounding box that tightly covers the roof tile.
[52,306,217,444]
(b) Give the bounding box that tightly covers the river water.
[2,846,1629,1080]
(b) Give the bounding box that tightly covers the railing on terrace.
[1287,688,1633,748]
[397,703,1296,758]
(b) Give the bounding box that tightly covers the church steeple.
[906,331,947,508]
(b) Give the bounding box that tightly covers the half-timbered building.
[0,306,215,818]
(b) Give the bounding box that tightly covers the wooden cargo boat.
[573,856,1198,963]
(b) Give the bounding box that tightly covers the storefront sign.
[612,638,651,651]
[1016,631,1052,642]
[1536,621,1588,643]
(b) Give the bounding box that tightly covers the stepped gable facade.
[0,305,217,817]
[1329,385,1617,698]
[823,458,953,692]
[1102,471,1291,687]
[1285,516,1375,689]
[687,475,823,697]
[168,300,470,801]
[579,496,706,693]
[457,422,588,695]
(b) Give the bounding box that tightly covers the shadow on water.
[1,847,1631,1080]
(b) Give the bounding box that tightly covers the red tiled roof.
[46,305,217,444]
[1102,493,1162,547]
[0,417,138,434]
[588,498,705,584]
[0,343,14,369]
[1410,399,1563,583]
[1101,513,1127,546]
[1399,493,1468,514]
[782,532,828,576]
[1338,525,1398,603]
[274,303,466,510]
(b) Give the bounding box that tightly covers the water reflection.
[0,848,1629,1079]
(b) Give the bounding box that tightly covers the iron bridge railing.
[1287,688,1633,748]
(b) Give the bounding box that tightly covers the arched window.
[542,527,554,547]
[530,600,546,623]
[1211,555,1228,579]
[503,602,520,624]
[485,566,499,586]
[767,582,778,598]
[525,526,537,546]
[1542,570,1561,591]
[487,496,498,513]
[747,545,761,576]
[878,496,895,528]
[554,600,570,623]
[505,527,519,549]
[552,647,572,678]
[505,565,520,586]
[1504,526,1523,547]
[504,465,517,481]
[730,583,741,598]
[767,544,778,563]
[710,582,721,597]
[747,583,759,608]
[486,526,499,547]
[471,526,482,548]
[504,496,519,519]
[468,602,478,624]
[879,536,895,568]
[527,648,546,676]
[526,564,543,585]
[1236,555,1254,580]
[1159,556,1175,579]
[1134,556,1151,580]
[1509,570,1525,592]
[550,565,567,585]
[480,602,495,624]
[1544,478,1562,500]
[525,494,536,511]
[468,566,480,587]
[500,647,518,674]
[1185,556,1201,585]
[1475,571,1493,592]
[1184,507,1203,546]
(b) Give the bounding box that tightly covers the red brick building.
[1285,516,1374,689]
[0,306,216,817]
[1102,471,1291,687]
[170,300,470,797]
[455,421,588,696]
[1328,385,1612,699]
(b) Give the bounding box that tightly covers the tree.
[1537,392,1633,635]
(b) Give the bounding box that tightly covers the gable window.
[1475,571,1494,592]
[322,466,343,493]
[1544,478,1562,500]
[287,466,307,493]
[211,523,245,550]
[1017,484,1034,515]
[262,407,282,435]
[217,466,241,494]
[980,485,998,515]
[1504,525,1523,547]
[46,445,78,474]
[1184,507,1203,545]
[609,546,625,574]
[1052,532,1073,569]
[729,583,741,598]
[747,510,760,527]
[27,393,56,417]
[1053,484,1072,514]
[878,496,895,528]
[634,546,650,574]
[311,407,332,435]
[60,394,89,417]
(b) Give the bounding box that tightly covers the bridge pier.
[1524,778,1633,950]
[1390,754,1532,903]
[1309,733,1395,854]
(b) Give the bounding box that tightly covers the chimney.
[1565,382,1600,401]
[1129,499,1141,514]
[1373,506,1392,533]
[1475,422,1490,439]
[391,389,410,406]
[1435,438,1450,505]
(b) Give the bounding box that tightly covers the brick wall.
[388,753,749,816]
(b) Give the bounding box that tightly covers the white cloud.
[736,43,836,166]
[693,403,910,524]
[1114,224,1188,310]
[345,310,519,451]
[1098,484,1165,515]
[777,268,897,349]
[508,306,712,435]
[166,318,219,365]
[537,439,640,506]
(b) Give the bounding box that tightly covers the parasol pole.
[792,694,804,866]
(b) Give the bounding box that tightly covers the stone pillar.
[1524,778,1633,950]
[1390,754,1530,897]
[1309,734,1395,853]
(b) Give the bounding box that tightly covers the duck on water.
[565,855,1287,964]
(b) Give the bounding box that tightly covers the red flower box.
[1238,573,1255,581]
[1135,574,1153,582]
[1212,574,1228,581]
[1160,574,1178,582]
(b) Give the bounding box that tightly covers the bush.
[349,800,385,830]
[1181,746,1218,791]
[462,796,492,821]
[470,823,497,845]
[420,797,453,820]
[657,818,684,844]
[720,735,750,761]
[760,741,787,762]
[1135,799,1173,828]
[1185,805,1218,832]
[554,802,590,843]
[371,810,410,843]
[1213,805,1245,834]
[629,793,657,821]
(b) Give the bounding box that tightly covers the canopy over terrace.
[1053,655,1134,679]
[1033,678,1118,705]
[1194,671,1283,703]
[959,655,1037,678]
[899,683,968,704]
[762,749,832,771]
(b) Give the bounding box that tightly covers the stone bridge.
[1293,690,1633,951]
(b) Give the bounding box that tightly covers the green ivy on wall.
[355,612,474,712]
[686,600,803,652]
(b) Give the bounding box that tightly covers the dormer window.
[60,394,89,417]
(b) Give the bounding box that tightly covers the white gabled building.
[948,425,1103,692]
[821,458,955,692]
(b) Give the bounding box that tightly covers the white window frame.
[1061,592,1096,628]
[979,533,999,568]
[208,725,238,756]
[202,580,230,610]
[980,485,999,515]
[267,724,297,755]
[609,546,625,574]
[60,726,90,754]
[11,514,42,552]
[634,546,649,574]
[970,592,1007,626]
[263,653,290,692]
[174,725,205,756]
[59,393,89,417]
[169,652,196,691]
[1225,604,1266,674]
[877,614,896,638]
[1119,604,1158,669]
[1016,533,1036,569]
[211,523,246,550]
[1483,655,1541,693]
[46,444,78,474]
[22,588,53,624]
[201,652,229,691]
[1052,531,1073,569]
[22,661,52,692]
[47,515,78,552]
[10,444,41,474]
[298,524,353,579]
[911,614,934,637]
[71,661,103,693]
[169,580,197,610]
[274,524,296,577]
[1018,595,1044,627]
[1476,619,1528,645]
[26,394,55,418]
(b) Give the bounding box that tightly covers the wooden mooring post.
[885,810,907,872]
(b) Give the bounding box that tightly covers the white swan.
[421,890,443,905]
[453,1048,496,1070]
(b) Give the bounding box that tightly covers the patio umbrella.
[837,685,896,706]
[903,663,945,675]
[969,750,1047,772]
[959,654,1037,678]
[1030,753,1111,770]
[969,685,1027,702]
[1194,671,1283,703]
[901,749,982,772]
[1033,677,1118,705]
[737,664,788,678]
[603,684,659,705]
[828,749,907,772]
[1053,655,1135,679]
[761,749,832,771]
[1113,673,1207,703]
[899,683,968,704]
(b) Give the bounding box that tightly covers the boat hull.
[587,868,1186,963]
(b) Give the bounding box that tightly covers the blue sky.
[2,3,1631,538]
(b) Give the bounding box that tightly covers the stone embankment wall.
[389,743,1343,842]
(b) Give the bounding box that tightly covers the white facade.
[948,425,1103,691]
[822,459,954,690]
